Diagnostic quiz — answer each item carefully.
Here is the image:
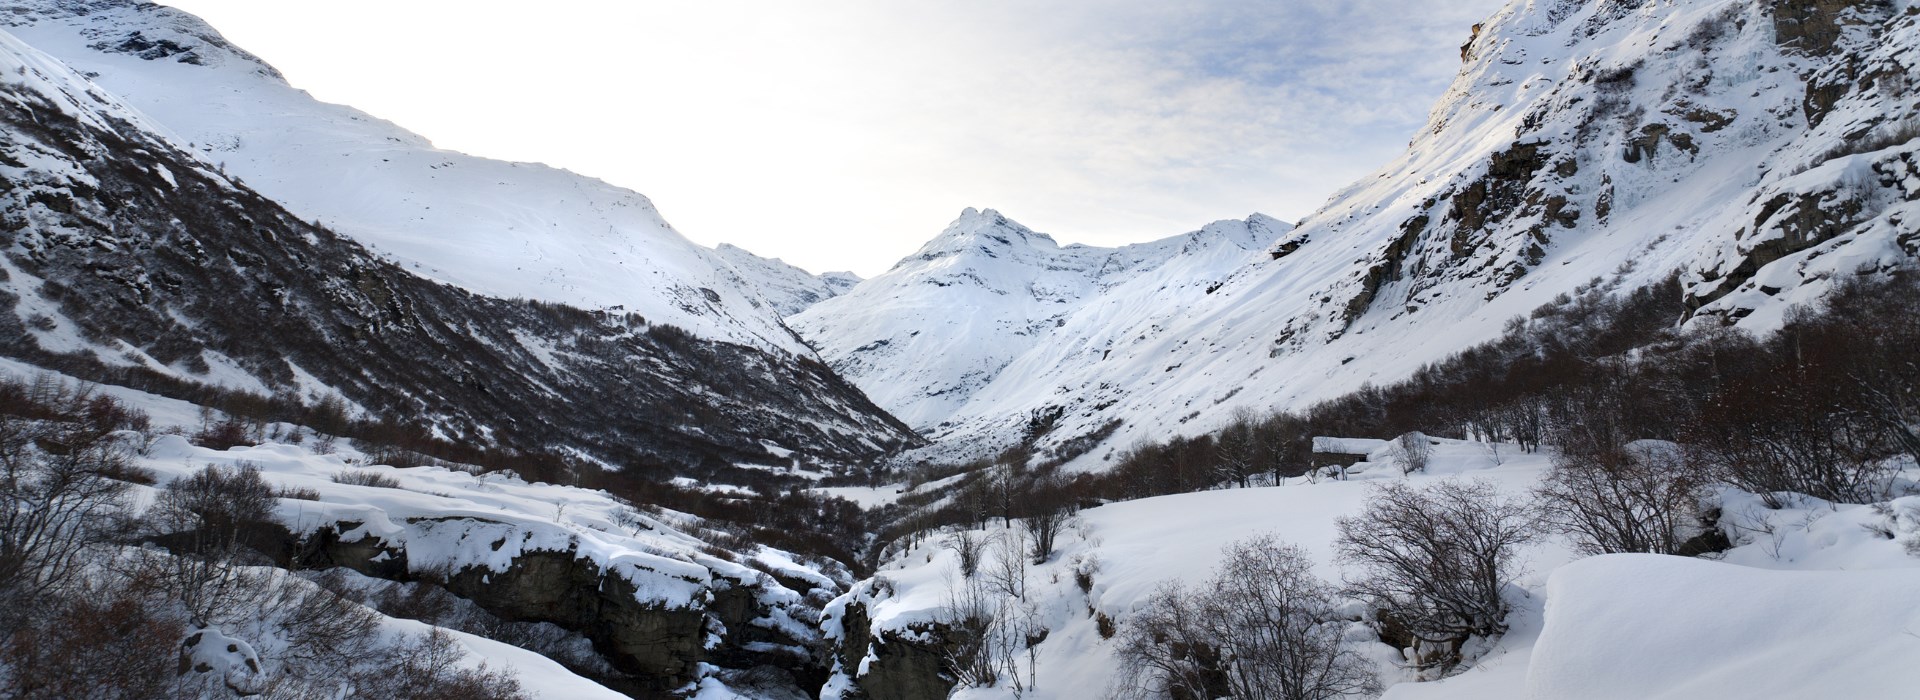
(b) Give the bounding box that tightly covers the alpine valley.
[0,1,1915,699]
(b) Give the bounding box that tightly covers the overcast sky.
[159,0,1506,277]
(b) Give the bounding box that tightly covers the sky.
[157,0,1507,277]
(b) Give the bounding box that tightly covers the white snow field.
[4,0,848,355]
[830,439,1920,699]
[795,0,1920,466]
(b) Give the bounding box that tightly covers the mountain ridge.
[795,0,1919,469]
[0,24,919,470]
[4,0,834,355]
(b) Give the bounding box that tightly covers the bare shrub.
[0,577,185,699]
[1017,477,1075,564]
[1115,581,1226,699]
[150,464,280,626]
[1335,479,1538,672]
[193,414,253,451]
[1391,431,1432,475]
[353,629,525,700]
[1117,536,1378,700]
[269,572,383,674]
[275,485,322,501]
[331,469,402,489]
[942,529,987,578]
[0,410,137,600]
[156,463,277,547]
[1538,436,1706,555]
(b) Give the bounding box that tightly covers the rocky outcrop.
[830,602,960,700]
[1772,0,1892,55]
[294,522,824,696]
[442,550,710,689]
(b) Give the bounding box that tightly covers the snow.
[99,428,827,695]
[712,242,862,318]
[830,440,1570,698]
[792,209,1289,435]
[836,436,1920,699]
[429,624,629,700]
[1524,555,1920,700]
[5,0,827,356]
[794,0,1920,469]
[811,484,907,510]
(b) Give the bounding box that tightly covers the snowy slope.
[3,0,814,354]
[790,208,1289,432]
[0,24,917,467]
[712,243,862,318]
[799,0,1920,468]
[831,440,1920,699]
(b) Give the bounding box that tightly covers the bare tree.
[1114,582,1225,700]
[986,530,1028,602]
[0,410,136,603]
[942,528,987,578]
[1213,408,1260,489]
[148,463,280,626]
[1391,432,1432,475]
[1203,536,1380,700]
[1540,387,1706,555]
[1335,479,1538,672]
[1118,536,1377,700]
[1016,470,1076,564]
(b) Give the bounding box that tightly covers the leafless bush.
[938,538,1047,693]
[0,411,137,600]
[353,629,525,700]
[192,411,254,451]
[1116,581,1226,699]
[985,531,1028,602]
[1117,536,1378,700]
[1391,431,1432,475]
[268,572,384,674]
[1336,479,1539,673]
[0,576,185,699]
[275,485,322,501]
[149,464,280,625]
[939,570,1002,688]
[942,529,987,577]
[331,469,402,489]
[1538,437,1706,555]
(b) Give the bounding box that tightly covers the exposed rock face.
[442,551,711,688]
[295,523,823,695]
[830,602,959,700]
[1772,0,1893,55]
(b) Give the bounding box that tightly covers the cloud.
[161,0,1507,276]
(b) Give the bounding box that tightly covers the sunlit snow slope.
[712,243,862,318]
[800,0,1920,467]
[4,0,818,353]
[791,209,1289,433]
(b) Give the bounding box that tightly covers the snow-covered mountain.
[790,209,1289,434]
[0,23,916,468]
[798,0,1920,468]
[3,0,819,355]
[712,243,862,318]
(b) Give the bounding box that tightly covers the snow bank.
[1528,554,1920,699]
